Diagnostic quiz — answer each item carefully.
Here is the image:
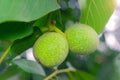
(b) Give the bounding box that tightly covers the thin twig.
[54,26,66,37]
[44,68,75,80]
[0,45,12,64]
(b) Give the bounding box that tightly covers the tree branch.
[44,68,75,80]
[0,45,12,64]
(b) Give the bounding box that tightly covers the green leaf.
[33,16,48,27]
[0,22,33,40]
[67,70,95,80]
[0,40,11,54]
[8,27,42,60]
[0,65,21,80]
[13,59,46,76]
[0,0,60,23]
[33,15,49,32]
[0,64,45,80]
[79,0,116,34]
[32,74,45,80]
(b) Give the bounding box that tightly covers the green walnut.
[33,32,68,67]
[65,23,99,54]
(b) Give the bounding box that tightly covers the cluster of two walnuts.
[33,23,99,67]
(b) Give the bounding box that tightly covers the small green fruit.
[33,32,68,67]
[65,23,99,54]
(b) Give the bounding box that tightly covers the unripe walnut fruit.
[65,23,99,54]
[33,32,69,67]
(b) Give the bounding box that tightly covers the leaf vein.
[85,0,94,24]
